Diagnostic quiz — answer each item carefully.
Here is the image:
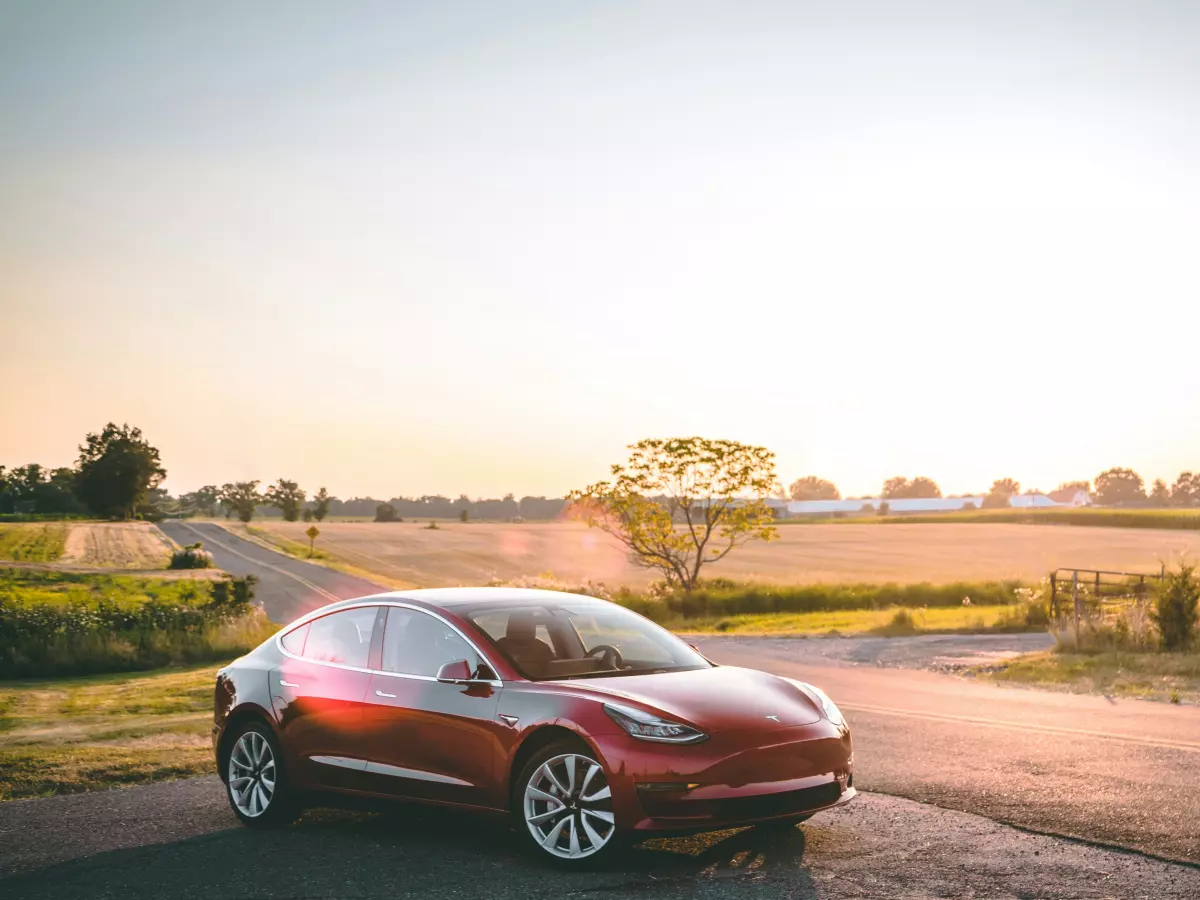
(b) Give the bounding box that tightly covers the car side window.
[301,607,377,668]
[280,623,308,656]
[381,607,482,678]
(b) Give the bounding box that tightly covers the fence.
[1049,566,1166,621]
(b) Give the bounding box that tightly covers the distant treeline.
[265,494,567,521]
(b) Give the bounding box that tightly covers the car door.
[271,605,383,790]
[361,606,507,808]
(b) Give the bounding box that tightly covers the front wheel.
[224,721,296,827]
[514,740,623,866]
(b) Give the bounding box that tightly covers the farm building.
[785,491,1089,517]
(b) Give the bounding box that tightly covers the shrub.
[0,570,271,677]
[1155,565,1199,651]
[877,501,890,516]
[375,503,399,523]
[879,608,918,635]
[169,542,213,569]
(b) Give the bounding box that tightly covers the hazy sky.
[3,1,1199,498]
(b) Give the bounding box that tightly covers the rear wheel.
[224,721,297,827]
[514,740,622,866]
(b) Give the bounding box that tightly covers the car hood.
[557,665,823,732]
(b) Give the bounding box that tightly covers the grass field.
[980,650,1200,704]
[670,604,1033,636]
[0,523,67,562]
[0,664,217,801]
[244,520,1199,588]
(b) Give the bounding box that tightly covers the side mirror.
[436,659,473,683]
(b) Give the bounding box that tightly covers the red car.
[213,588,855,865]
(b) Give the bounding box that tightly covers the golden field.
[246,520,1200,588]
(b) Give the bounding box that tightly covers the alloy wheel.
[523,753,616,859]
[228,730,276,818]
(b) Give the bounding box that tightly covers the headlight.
[789,680,846,727]
[603,703,708,744]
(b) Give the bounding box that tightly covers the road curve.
[2,778,1197,898]
[692,635,1200,865]
[158,521,387,624]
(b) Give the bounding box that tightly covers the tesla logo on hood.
[765,715,781,722]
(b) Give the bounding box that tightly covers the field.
[0,523,67,562]
[0,664,216,801]
[670,604,1032,636]
[60,522,173,568]
[0,522,174,569]
[788,507,1200,530]
[248,520,1200,588]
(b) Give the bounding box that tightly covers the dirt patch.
[60,523,174,569]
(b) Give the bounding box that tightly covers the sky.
[2,0,1199,499]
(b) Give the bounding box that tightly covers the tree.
[219,481,262,523]
[1171,473,1198,508]
[1057,480,1090,493]
[311,487,332,522]
[1094,468,1145,507]
[265,479,305,522]
[1149,479,1170,507]
[75,423,165,519]
[882,476,941,499]
[567,437,778,592]
[788,476,841,502]
[181,485,220,517]
[375,502,399,522]
[982,478,1020,509]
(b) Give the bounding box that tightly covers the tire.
[223,720,297,827]
[512,739,624,867]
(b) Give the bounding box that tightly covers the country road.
[158,521,386,624]
[5,529,1199,897]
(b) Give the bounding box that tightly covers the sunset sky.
[3,1,1199,499]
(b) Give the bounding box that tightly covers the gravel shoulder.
[2,778,1197,899]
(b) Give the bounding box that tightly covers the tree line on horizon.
[4,422,1199,521]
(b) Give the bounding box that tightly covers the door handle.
[279,680,301,688]
[375,689,397,699]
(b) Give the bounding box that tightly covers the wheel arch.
[506,723,603,807]
[216,703,278,783]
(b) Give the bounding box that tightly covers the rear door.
[361,606,506,808]
[271,605,383,789]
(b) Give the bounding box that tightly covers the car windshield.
[462,598,711,681]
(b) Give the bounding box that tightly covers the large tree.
[265,478,305,522]
[568,437,778,592]
[788,476,840,502]
[74,423,166,519]
[219,481,262,523]
[882,476,942,499]
[182,485,221,517]
[311,487,332,522]
[1149,478,1171,507]
[982,477,1020,509]
[1171,472,1198,508]
[1094,467,1146,507]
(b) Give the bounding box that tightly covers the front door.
[271,605,382,789]
[361,606,507,808]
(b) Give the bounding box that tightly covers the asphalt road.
[158,521,386,624]
[2,777,1198,899]
[692,636,1200,864]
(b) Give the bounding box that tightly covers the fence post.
[1050,572,1058,618]
[1073,570,1080,645]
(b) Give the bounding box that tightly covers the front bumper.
[594,719,855,833]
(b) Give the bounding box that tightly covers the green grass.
[667,604,1040,636]
[980,649,1200,703]
[613,579,1026,622]
[0,568,275,678]
[0,523,68,562]
[782,507,1200,530]
[0,664,219,800]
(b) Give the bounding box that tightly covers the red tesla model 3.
[213,588,855,864]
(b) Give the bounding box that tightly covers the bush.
[1155,565,1199,651]
[375,503,399,522]
[168,542,213,569]
[0,570,271,677]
